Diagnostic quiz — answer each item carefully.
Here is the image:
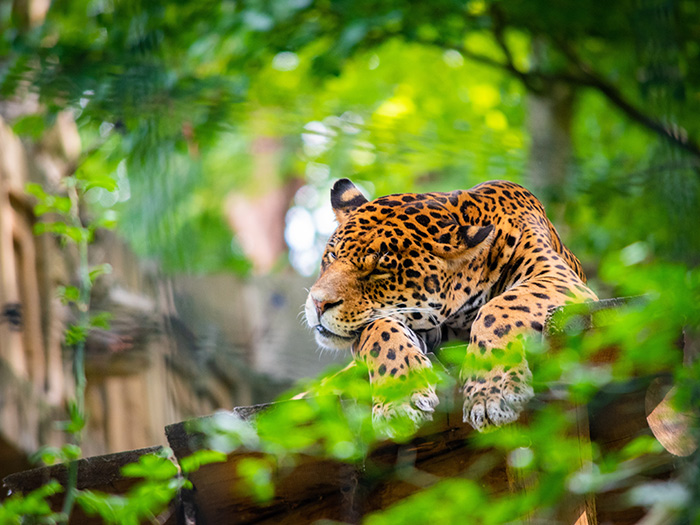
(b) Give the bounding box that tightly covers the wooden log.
[643,327,700,458]
[645,379,698,457]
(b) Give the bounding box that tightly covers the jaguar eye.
[365,253,393,280]
[321,250,337,271]
[367,267,391,280]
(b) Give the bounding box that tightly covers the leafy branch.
[17,143,228,524]
[429,7,700,159]
[550,40,700,159]
[26,166,119,522]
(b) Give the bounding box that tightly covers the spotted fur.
[305,179,597,431]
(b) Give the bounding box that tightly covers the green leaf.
[32,204,52,216]
[34,221,67,236]
[89,263,113,283]
[90,311,113,330]
[121,454,178,481]
[33,220,88,243]
[52,195,72,214]
[12,114,46,139]
[65,324,88,345]
[0,480,63,523]
[31,446,64,466]
[236,457,275,503]
[26,182,48,200]
[76,490,128,522]
[65,225,91,243]
[196,411,260,453]
[92,210,119,230]
[61,443,82,460]
[30,443,81,466]
[29,191,72,216]
[619,435,664,460]
[57,285,81,304]
[179,449,227,474]
[64,399,86,434]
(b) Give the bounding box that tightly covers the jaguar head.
[305,179,493,351]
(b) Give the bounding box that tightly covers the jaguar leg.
[460,278,592,431]
[354,317,439,432]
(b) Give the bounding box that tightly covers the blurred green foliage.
[25,166,124,522]
[3,0,698,271]
[0,482,64,524]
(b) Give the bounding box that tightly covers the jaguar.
[304,179,597,431]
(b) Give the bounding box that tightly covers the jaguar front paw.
[462,365,534,432]
[372,386,439,437]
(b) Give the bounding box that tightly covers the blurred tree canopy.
[2,0,699,272]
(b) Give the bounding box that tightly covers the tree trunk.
[526,40,577,213]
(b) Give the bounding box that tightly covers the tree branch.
[551,41,700,159]
[410,21,700,159]
[581,73,698,157]
[419,36,543,94]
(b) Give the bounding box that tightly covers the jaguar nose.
[312,296,343,318]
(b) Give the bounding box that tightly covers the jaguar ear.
[432,224,494,259]
[459,224,494,248]
[330,179,369,224]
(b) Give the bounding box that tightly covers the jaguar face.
[305,234,449,351]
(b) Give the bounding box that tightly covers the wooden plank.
[2,446,178,525]
[589,377,678,525]
[558,404,597,525]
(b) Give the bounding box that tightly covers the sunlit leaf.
[12,114,46,139]
[89,263,113,283]
[179,449,227,474]
[121,454,178,481]
[57,285,81,304]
